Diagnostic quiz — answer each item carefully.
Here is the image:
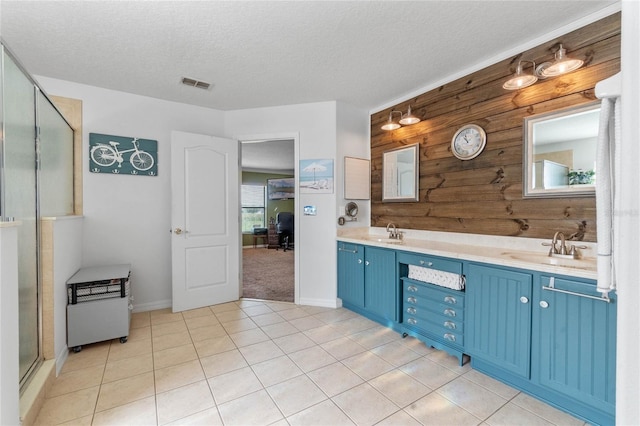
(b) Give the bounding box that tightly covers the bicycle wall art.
[89,133,158,176]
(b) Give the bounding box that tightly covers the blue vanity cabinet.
[337,242,365,309]
[465,263,533,379]
[337,242,396,323]
[531,275,616,424]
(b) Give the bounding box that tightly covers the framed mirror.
[524,101,600,198]
[382,144,419,202]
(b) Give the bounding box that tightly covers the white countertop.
[337,228,597,280]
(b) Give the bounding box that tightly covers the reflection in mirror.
[524,102,599,198]
[382,144,419,202]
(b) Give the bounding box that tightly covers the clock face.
[452,124,486,160]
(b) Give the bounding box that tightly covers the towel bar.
[542,285,611,303]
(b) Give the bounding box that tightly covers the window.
[241,185,265,233]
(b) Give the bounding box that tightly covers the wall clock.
[451,124,487,160]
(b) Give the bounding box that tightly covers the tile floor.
[34,299,586,425]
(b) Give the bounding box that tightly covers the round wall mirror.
[345,202,358,218]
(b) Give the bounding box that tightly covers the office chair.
[276,212,294,251]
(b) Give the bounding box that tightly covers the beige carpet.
[242,248,294,302]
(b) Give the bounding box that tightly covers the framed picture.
[89,133,158,176]
[267,178,295,200]
[300,159,334,194]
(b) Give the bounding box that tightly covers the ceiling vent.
[181,77,211,90]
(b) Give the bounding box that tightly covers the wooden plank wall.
[370,13,620,242]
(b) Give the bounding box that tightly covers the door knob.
[174,228,183,235]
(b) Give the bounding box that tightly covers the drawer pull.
[407,296,417,304]
[407,285,418,293]
[443,296,457,304]
[407,318,418,325]
[406,307,417,315]
[443,308,456,317]
[444,333,456,342]
[444,321,456,329]
[419,260,434,267]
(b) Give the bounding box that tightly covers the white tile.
[156,380,215,425]
[510,393,584,425]
[287,399,355,426]
[320,336,367,360]
[252,312,286,327]
[462,370,520,400]
[348,326,400,349]
[370,340,422,367]
[272,332,316,354]
[277,307,310,321]
[221,317,257,334]
[217,389,283,425]
[238,340,285,365]
[207,366,264,405]
[369,369,431,408]
[405,392,482,426]
[261,321,300,339]
[307,362,364,397]
[91,396,157,426]
[288,345,337,373]
[266,375,327,417]
[200,349,248,378]
[485,402,554,426]
[288,315,326,332]
[400,357,458,389]
[251,355,304,387]
[436,376,508,420]
[376,410,422,426]
[229,327,270,347]
[332,382,399,425]
[242,304,274,317]
[303,324,342,344]
[341,351,395,381]
[165,407,223,425]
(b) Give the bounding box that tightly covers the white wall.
[50,217,83,373]
[616,1,640,423]
[35,77,225,311]
[227,101,353,306]
[0,224,19,426]
[336,101,371,227]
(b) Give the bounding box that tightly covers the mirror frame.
[523,101,599,198]
[382,143,420,202]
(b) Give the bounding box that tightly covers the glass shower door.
[1,49,40,385]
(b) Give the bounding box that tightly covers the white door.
[171,131,240,312]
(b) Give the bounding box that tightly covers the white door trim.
[237,132,300,305]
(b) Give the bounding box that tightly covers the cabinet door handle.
[365,260,370,266]
[520,296,529,304]
[444,321,456,329]
[539,300,549,309]
[444,296,457,304]
[443,308,456,317]
[444,333,456,342]
[407,318,418,325]
[357,259,362,264]
[406,307,417,315]
[419,260,434,267]
[407,285,418,293]
[407,296,417,304]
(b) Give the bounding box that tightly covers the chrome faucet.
[386,223,403,240]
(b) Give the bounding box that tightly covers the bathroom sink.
[501,251,594,270]
[364,237,404,245]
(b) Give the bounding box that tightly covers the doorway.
[240,138,296,303]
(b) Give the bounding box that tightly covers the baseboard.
[298,297,340,309]
[55,346,69,376]
[132,299,171,313]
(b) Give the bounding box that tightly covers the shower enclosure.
[1,43,74,390]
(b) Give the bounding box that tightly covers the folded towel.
[408,265,465,291]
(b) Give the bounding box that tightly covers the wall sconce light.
[537,44,584,78]
[503,44,584,91]
[502,60,538,90]
[381,105,421,131]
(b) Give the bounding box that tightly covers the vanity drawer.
[404,279,464,307]
[397,252,463,275]
[403,315,464,345]
[404,294,464,321]
[404,305,464,331]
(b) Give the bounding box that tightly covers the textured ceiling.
[0,0,618,112]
